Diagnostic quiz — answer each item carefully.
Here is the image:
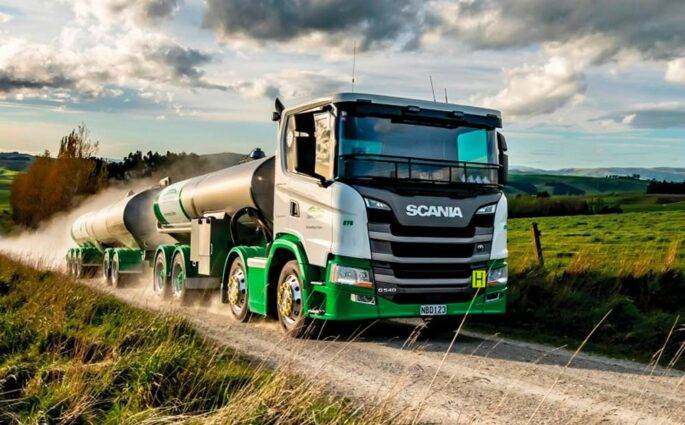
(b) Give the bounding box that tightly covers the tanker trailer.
[67,187,175,286]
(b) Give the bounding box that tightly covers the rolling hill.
[505,173,648,196]
[511,166,685,182]
[0,152,34,171]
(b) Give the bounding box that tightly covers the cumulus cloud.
[430,0,685,61]
[203,0,425,51]
[665,58,685,85]
[471,56,586,117]
[0,12,12,24]
[69,0,180,25]
[0,0,226,113]
[0,32,222,101]
[605,103,685,128]
[229,70,348,100]
[435,1,685,117]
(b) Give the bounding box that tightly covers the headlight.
[330,264,373,288]
[476,204,497,215]
[487,265,507,286]
[364,197,391,210]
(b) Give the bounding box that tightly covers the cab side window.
[285,108,335,180]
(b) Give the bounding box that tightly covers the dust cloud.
[0,180,153,271]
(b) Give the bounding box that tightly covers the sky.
[0,0,684,169]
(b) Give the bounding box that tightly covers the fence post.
[531,222,544,267]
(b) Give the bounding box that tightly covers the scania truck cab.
[67,92,509,337]
[255,92,508,335]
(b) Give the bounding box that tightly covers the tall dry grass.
[0,255,407,424]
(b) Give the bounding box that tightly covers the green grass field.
[479,210,684,367]
[508,210,684,274]
[0,167,18,212]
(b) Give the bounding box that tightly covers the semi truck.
[66,93,509,337]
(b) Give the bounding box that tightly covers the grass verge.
[477,211,684,368]
[0,255,401,424]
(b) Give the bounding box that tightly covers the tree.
[10,125,108,227]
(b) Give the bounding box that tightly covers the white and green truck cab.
[67,93,509,337]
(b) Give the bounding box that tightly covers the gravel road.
[91,279,684,424]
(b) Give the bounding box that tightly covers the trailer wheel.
[74,257,84,279]
[276,260,311,338]
[66,259,73,277]
[153,251,171,299]
[170,253,188,303]
[227,257,251,322]
[102,254,111,284]
[110,253,129,288]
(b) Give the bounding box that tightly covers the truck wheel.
[102,254,111,284]
[276,260,310,338]
[153,251,171,299]
[170,253,188,303]
[227,257,250,322]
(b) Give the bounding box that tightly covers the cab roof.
[284,92,502,120]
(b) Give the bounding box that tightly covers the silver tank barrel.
[71,187,175,250]
[156,156,274,226]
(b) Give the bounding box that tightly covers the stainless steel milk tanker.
[70,187,175,250]
[154,156,275,227]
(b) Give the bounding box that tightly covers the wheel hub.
[278,281,293,317]
[228,270,244,306]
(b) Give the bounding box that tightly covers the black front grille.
[371,240,477,258]
[374,262,475,280]
[367,206,493,304]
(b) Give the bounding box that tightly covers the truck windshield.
[338,113,499,185]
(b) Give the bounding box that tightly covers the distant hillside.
[506,173,649,196]
[511,166,685,182]
[0,152,34,171]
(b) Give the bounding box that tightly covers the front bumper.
[306,258,507,321]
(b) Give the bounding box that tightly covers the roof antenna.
[429,75,436,102]
[444,88,449,103]
[351,41,357,92]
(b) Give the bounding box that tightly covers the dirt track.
[90,278,684,424]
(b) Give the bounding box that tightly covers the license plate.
[420,304,447,316]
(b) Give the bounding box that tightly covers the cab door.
[273,108,335,267]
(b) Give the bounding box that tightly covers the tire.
[170,253,188,303]
[276,260,311,338]
[74,257,84,279]
[110,253,129,288]
[66,258,73,277]
[153,251,171,299]
[226,257,251,322]
[102,254,111,285]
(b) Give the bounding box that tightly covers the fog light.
[351,294,376,305]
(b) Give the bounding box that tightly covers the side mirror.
[272,97,285,122]
[497,132,508,185]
